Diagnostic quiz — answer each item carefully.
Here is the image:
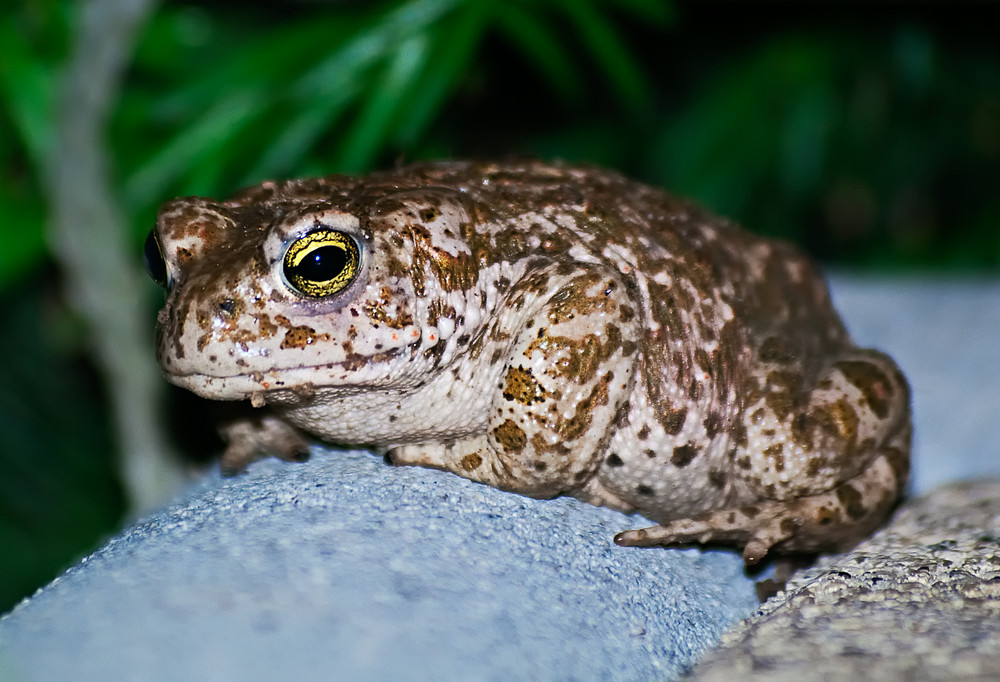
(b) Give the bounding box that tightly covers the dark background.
[1,0,997,613]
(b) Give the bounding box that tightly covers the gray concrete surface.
[0,449,758,681]
[1,275,998,681]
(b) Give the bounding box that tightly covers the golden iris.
[283,229,360,298]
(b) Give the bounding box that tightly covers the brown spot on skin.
[816,506,840,525]
[742,506,759,519]
[883,445,911,485]
[256,314,277,338]
[637,424,650,440]
[742,375,763,405]
[376,195,481,295]
[281,325,331,349]
[643,449,656,458]
[606,453,624,467]
[534,326,624,384]
[763,444,785,472]
[460,453,483,471]
[175,246,194,266]
[660,406,687,436]
[502,365,548,404]
[423,343,446,366]
[636,484,654,496]
[492,419,527,453]
[796,397,860,451]
[708,469,727,489]
[703,414,721,438]
[544,272,619,325]
[363,296,414,330]
[836,360,893,419]
[732,422,748,447]
[671,444,698,468]
[764,370,803,420]
[616,408,630,430]
[758,336,796,364]
[836,483,868,520]
[830,398,860,441]
[555,376,611,441]
[531,433,572,456]
[780,517,801,535]
[694,348,713,378]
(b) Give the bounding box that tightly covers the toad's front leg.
[391,270,640,499]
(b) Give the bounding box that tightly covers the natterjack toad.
[146,160,911,563]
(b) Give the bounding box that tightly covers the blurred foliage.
[646,19,1000,268]
[0,0,998,612]
[0,276,125,610]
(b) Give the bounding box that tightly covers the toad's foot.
[218,413,311,474]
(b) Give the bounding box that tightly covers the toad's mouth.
[161,359,397,403]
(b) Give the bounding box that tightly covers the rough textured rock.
[691,479,1000,681]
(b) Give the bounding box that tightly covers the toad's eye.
[144,230,168,288]
[282,229,361,298]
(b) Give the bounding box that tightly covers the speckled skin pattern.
[149,160,911,563]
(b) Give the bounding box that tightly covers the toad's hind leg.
[615,434,908,564]
[617,348,911,564]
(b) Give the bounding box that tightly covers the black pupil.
[296,245,347,281]
[143,231,168,287]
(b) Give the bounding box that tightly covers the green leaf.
[335,33,433,172]
[0,194,46,289]
[242,100,356,184]
[293,0,457,101]
[0,17,58,172]
[549,0,652,112]
[392,2,491,147]
[601,0,674,26]
[493,2,582,101]
[123,90,265,207]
